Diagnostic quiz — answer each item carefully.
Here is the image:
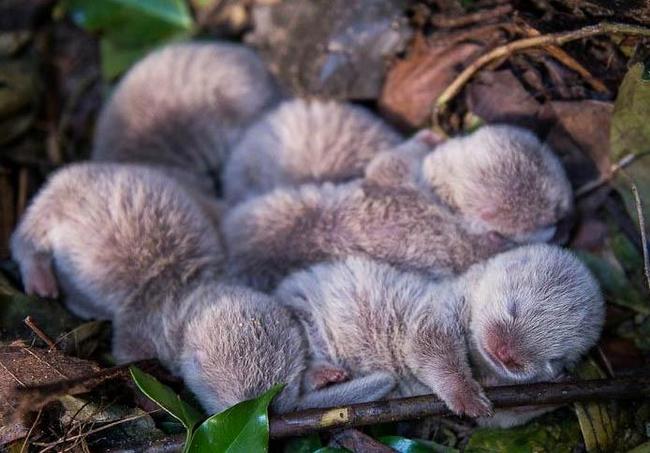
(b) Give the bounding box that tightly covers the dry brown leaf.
[465,69,543,131]
[543,100,613,188]
[0,344,100,445]
[379,35,483,130]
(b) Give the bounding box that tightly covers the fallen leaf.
[465,69,542,132]
[543,100,613,188]
[0,345,100,446]
[609,61,650,241]
[379,35,483,130]
[573,359,617,453]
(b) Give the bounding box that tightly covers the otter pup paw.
[445,378,494,418]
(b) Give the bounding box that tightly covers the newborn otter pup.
[223,98,401,204]
[222,180,509,290]
[367,124,574,243]
[93,42,279,196]
[10,163,393,414]
[275,245,604,424]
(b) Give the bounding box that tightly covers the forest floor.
[1,0,650,451]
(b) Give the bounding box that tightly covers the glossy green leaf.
[187,384,284,453]
[64,0,194,79]
[313,448,349,453]
[129,366,203,443]
[379,435,458,453]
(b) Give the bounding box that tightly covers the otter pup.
[367,125,574,243]
[10,163,394,414]
[223,98,402,204]
[92,42,279,196]
[275,244,604,424]
[222,179,510,290]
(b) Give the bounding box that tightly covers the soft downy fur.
[368,125,574,243]
[222,179,510,291]
[223,98,402,204]
[275,244,604,426]
[93,41,279,196]
[10,163,394,414]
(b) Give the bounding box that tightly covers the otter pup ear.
[411,129,445,148]
[364,150,416,187]
[364,129,445,188]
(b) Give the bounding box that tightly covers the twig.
[35,411,159,452]
[435,22,650,113]
[431,4,513,28]
[24,316,58,350]
[621,170,650,291]
[270,376,650,438]
[105,375,650,452]
[518,22,608,93]
[20,408,43,453]
[575,153,636,198]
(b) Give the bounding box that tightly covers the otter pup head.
[467,244,604,382]
[421,125,574,244]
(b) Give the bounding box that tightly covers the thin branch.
[269,376,650,438]
[24,316,58,350]
[575,153,636,198]
[20,408,43,453]
[35,411,160,452]
[104,375,650,452]
[518,22,608,93]
[434,22,650,113]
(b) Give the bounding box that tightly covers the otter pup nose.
[494,344,520,369]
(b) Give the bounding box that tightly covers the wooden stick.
[434,22,650,113]
[270,376,650,438]
[24,316,58,350]
[101,375,650,452]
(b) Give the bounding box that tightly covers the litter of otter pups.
[10,41,605,428]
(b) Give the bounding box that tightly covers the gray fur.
[93,41,279,195]
[222,180,509,290]
[418,125,574,242]
[223,98,401,204]
[10,163,393,414]
[275,244,604,424]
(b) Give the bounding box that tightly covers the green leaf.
[609,61,650,242]
[379,435,459,453]
[573,359,618,452]
[187,384,285,453]
[63,0,195,79]
[465,410,582,453]
[312,449,348,453]
[129,365,203,449]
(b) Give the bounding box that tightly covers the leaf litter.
[1,0,650,451]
